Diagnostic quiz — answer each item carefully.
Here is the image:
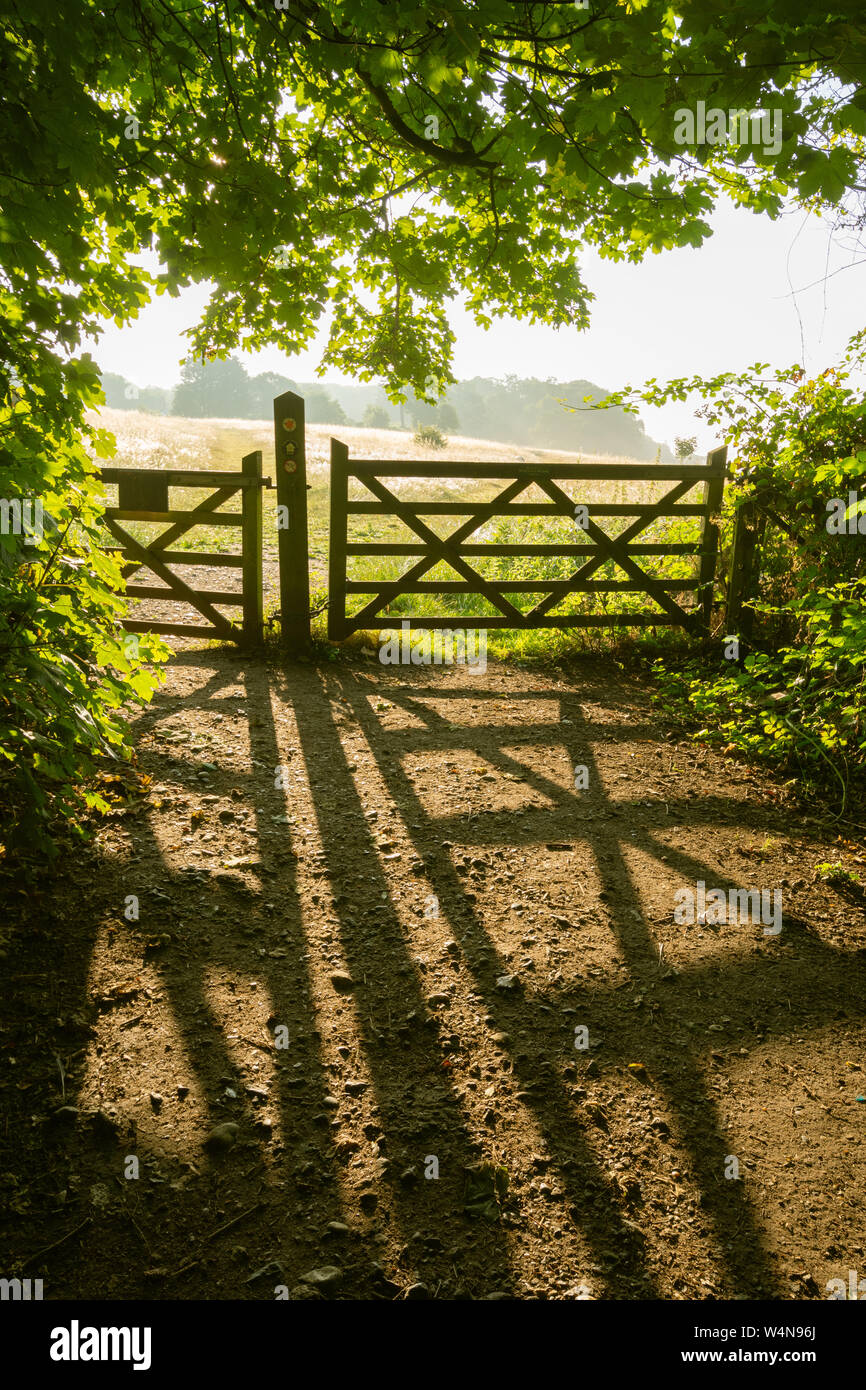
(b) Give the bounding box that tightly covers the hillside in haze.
[98,357,674,462]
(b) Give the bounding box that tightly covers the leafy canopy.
[2,1,866,853]
[4,1,866,398]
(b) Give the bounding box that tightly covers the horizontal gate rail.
[344,578,703,592]
[328,444,728,641]
[349,501,711,516]
[105,509,242,526]
[340,460,724,480]
[344,542,709,555]
[99,468,264,489]
[119,621,235,639]
[99,453,269,645]
[345,614,696,629]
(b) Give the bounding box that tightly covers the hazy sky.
[89,198,865,455]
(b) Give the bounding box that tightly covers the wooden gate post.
[273,391,310,650]
[726,497,760,641]
[241,450,263,645]
[328,438,349,642]
[698,445,727,634]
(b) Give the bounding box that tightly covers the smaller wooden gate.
[328,446,728,640]
[99,453,270,644]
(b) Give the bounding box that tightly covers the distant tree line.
[98,357,671,459]
[100,358,349,425]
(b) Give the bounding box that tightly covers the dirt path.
[2,645,865,1300]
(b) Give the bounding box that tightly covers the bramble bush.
[593,331,866,807]
[0,363,169,859]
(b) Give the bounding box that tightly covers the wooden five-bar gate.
[103,395,743,648]
[100,391,308,647]
[327,444,728,641]
[100,453,268,644]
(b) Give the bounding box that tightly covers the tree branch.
[355,67,497,170]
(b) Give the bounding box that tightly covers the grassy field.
[90,407,709,660]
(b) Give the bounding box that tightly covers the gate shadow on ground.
[5,651,346,1295]
[12,647,519,1296]
[294,665,866,1299]
[8,647,865,1300]
[241,655,520,1293]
